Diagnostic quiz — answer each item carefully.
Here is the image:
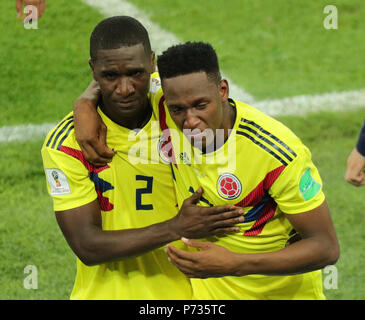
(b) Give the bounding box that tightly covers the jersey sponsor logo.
[299,168,321,200]
[45,168,71,195]
[217,173,242,200]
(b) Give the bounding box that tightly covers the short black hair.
[90,16,151,61]
[157,41,221,83]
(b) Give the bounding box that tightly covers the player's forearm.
[75,219,179,266]
[75,80,100,106]
[230,237,339,276]
[73,81,100,122]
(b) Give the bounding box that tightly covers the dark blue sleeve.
[356,119,365,157]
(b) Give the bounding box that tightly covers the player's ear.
[219,79,229,102]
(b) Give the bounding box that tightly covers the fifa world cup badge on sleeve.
[45,168,71,195]
[299,168,321,201]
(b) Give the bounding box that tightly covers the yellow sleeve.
[269,143,325,214]
[41,146,97,211]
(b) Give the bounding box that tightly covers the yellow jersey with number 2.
[41,76,192,300]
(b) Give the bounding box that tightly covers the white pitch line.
[1,0,365,143]
[82,0,255,104]
[256,89,365,116]
[2,89,364,143]
[81,0,365,115]
[0,123,55,143]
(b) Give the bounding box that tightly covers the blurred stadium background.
[0,0,364,299]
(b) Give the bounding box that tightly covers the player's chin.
[113,103,141,117]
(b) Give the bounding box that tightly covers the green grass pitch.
[0,0,364,299]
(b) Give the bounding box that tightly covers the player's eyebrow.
[192,97,209,106]
[126,67,146,75]
[167,104,185,111]
[168,97,208,108]
[101,69,118,75]
[100,65,119,73]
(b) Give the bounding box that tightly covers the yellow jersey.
[154,78,326,300]
[41,77,192,300]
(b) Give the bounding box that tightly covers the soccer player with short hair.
[72,32,339,299]
[157,41,340,299]
[41,17,244,300]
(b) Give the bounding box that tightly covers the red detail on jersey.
[158,96,178,168]
[235,165,285,208]
[59,146,114,211]
[235,165,285,236]
[59,146,109,173]
[96,190,114,211]
[243,200,277,236]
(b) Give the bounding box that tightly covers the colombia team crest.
[157,135,172,164]
[217,173,242,200]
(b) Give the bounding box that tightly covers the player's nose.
[116,77,135,97]
[184,110,200,129]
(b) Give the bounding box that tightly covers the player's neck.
[216,100,236,147]
[100,98,152,130]
[202,101,236,154]
[130,99,153,129]
[223,100,236,131]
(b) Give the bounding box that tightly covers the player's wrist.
[76,84,100,107]
[356,145,365,159]
[165,217,182,242]
[229,252,263,277]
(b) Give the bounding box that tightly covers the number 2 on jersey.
[136,175,153,210]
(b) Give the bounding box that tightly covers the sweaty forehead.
[163,72,216,102]
[95,44,149,68]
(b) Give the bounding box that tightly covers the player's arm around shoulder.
[73,80,115,167]
[72,73,163,167]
